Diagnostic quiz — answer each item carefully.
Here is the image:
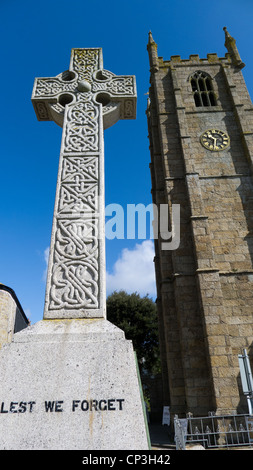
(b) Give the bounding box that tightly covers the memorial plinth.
[0,48,150,449]
[0,320,149,449]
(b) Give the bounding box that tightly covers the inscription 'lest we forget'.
[0,398,125,414]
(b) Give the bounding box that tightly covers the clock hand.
[206,132,217,148]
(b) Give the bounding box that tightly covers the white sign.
[162,406,170,426]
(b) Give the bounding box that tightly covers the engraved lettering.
[0,401,36,413]
[71,398,124,411]
[44,400,64,412]
[0,402,8,413]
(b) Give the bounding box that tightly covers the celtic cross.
[32,48,136,319]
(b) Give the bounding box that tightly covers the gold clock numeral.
[200,129,230,152]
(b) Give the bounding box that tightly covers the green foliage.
[106,290,161,377]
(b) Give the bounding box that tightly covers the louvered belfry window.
[190,71,216,107]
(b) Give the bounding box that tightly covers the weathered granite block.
[0,319,150,450]
[0,285,29,350]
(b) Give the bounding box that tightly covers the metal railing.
[174,413,253,449]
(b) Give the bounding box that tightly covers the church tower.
[147,28,253,417]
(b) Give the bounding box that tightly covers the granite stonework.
[147,29,253,418]
[0,48,149,449]
[0,285,29,350]
[0,319,150,449]
[31,47,137,321]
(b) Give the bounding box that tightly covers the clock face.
[200,129,230,151]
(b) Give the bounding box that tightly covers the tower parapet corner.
[223,26,245,69]
[147,31,159,73]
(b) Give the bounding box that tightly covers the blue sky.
[0,0,252,324]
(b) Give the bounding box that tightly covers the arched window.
[190,71,217,107]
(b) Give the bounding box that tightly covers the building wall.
[147,32,253,417]
[0,286,29,350]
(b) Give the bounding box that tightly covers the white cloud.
[43,246,49,282]
[44,247,50,265]
[106,240,156,298]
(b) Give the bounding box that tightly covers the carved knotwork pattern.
[32,48,136,316]
[58,156,99,214]
[72,49,100,82]
[62,155,98,181]
[49,152,100,310]
[64,101,99,152]
[35,102,49,120]
[34,79,77,97]
[124,99,135,118]
[48,99,101,311]
[49,218,99,309]
[92,76,135,96]
[50,260,99,309]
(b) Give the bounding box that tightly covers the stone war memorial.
[0,48,150,449]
